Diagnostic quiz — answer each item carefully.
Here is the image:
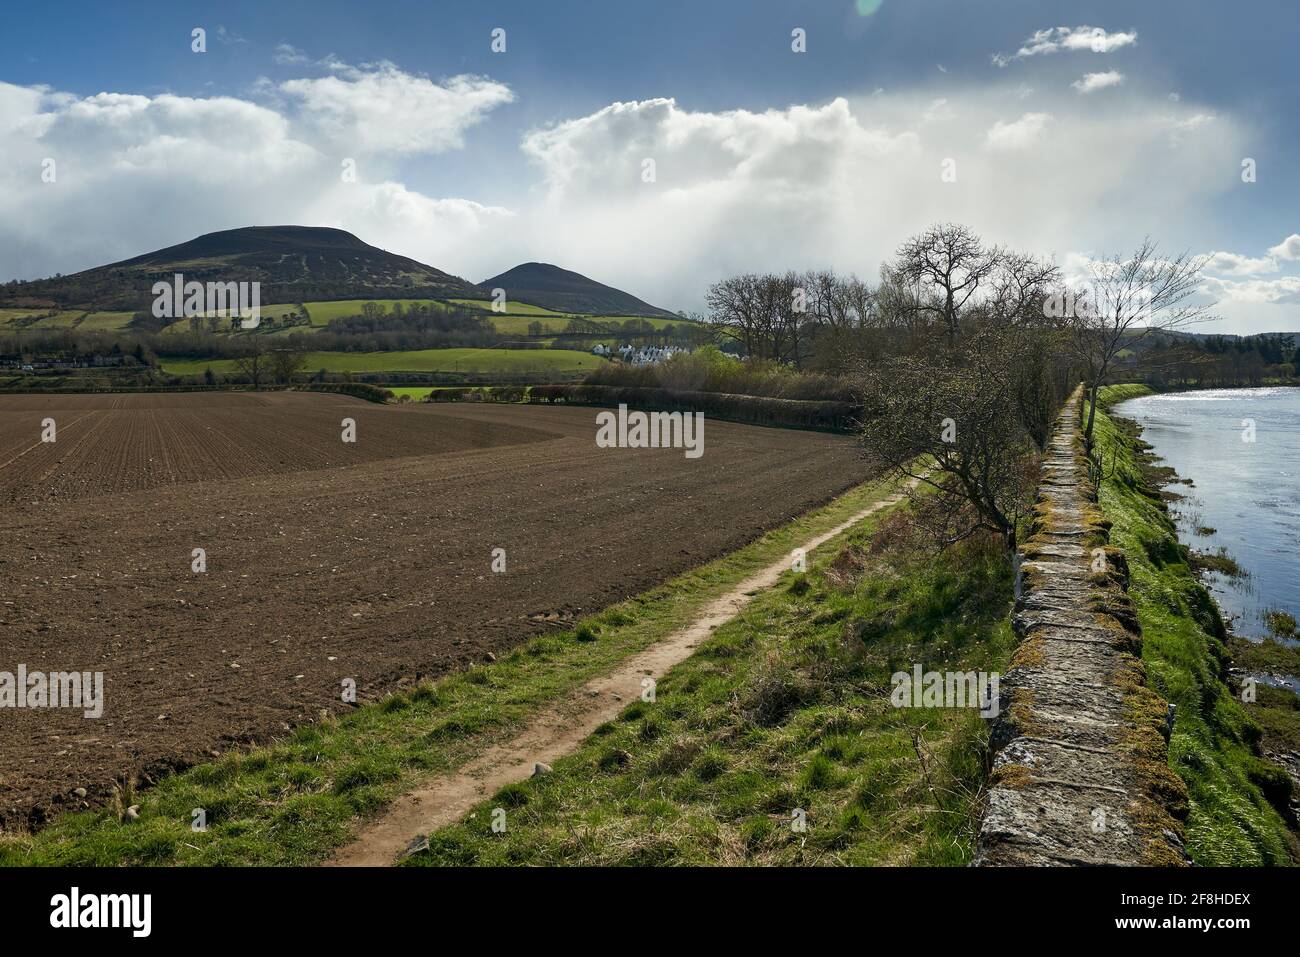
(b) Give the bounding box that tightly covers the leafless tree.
[988,250,1061,322]
[1068,239,1216,446]
[269,347,308,385]
[705,272,814,366]
[799,271,873,374]
[233,340,269,389]
[893,223,998,345]
[705,274,765,358]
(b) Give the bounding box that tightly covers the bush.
[584,346,855,402]
[524,383,856,431]
[301,382,392,404]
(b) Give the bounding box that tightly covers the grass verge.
[405,507,1014,866]
[1095,384,1297,865]
[0,476,902,866]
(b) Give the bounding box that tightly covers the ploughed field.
[0,392,866,828]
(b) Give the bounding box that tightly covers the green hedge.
[299,382,393,404]
[526,384,858,431]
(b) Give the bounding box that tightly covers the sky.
[1,0,1298,334]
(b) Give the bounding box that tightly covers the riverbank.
[1095,384,1298,864]
[1109,384,1300,642]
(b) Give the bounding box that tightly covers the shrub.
[525,384,857,431]
[301,382,391,404]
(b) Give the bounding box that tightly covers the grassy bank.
[1095,384,1297,865]
[407,509,1014,866]
[0,476,904,867]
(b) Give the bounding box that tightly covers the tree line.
[698,223,1231,551]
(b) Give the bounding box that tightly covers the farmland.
[159,299,487,332]
[0,309,137,331]
[383,386,439,401]
[0,390,866,828]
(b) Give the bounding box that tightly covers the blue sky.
[2,0,1298,332]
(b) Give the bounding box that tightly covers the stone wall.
[974,388,1189,866]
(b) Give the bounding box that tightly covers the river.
[1112,386,1300,646]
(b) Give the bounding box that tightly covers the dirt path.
[329,484,910,866]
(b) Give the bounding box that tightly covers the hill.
[480,262,677,318]
[0,226,481,312]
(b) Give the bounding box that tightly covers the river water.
[1112,387,1300,645]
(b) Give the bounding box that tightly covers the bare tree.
[1068,240,1215,446]
[982,252,1068,450]
[800,270,875,374]
[705,274,764,358]
[233,340,269,389]
[988,250,1061,322]
[856,228,1072,550]
[893,223,998,346]
[705,272,812,365]
[269,347,308,385]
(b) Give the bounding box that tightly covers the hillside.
[480,262,677,318]
[0,226,481,312]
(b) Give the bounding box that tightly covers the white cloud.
[1200,275,1300,305]
[984,112,1052,150]
[281,64,514,155]
[1170,112,1214,132]
[1072,71,1124,94]
[994,26,1137,66]
[1203,251,1278,276]
[1,72,1274,332]
[922,97,952,122]
[1268,233,1300,260]
[514,91,1247,309]
[0,68,516,281]
[273,43,309,66]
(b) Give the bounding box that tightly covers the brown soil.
[0,391,866,829]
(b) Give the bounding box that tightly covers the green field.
[448,298,567,318]
[0,308,50,321]
[6,298,697,343]
[384,386,437,401]
[487,315,566,335]
[267,300,455,326]
[1,309,137,331]
[156,299,455,335]
[161,348,605,377]
[153,299,694,336]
